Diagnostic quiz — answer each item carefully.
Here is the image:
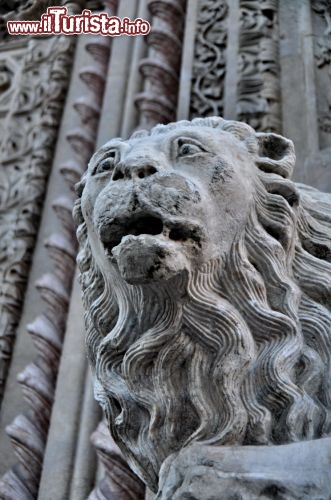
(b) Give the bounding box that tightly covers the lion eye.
[92,151,117,176]
[98,159,113,172]
[177,140,205,157]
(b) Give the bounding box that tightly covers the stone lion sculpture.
[74,117,331,498]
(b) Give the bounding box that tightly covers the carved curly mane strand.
[74,117,331,491]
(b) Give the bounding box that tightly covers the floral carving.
[190,0,228,118]
[237,0,281,132]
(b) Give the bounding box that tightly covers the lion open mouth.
[100,213,203,256]
[101,214,164,254]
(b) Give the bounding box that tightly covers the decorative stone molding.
[0,33,75,406]
[237,0,281,132]
[135,0,187,129]
[75,116,331,496]
[189,0,228,119]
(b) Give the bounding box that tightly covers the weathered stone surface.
[157,438,331,499]
[74,116,331,496]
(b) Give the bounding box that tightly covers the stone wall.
[0,0,329,498]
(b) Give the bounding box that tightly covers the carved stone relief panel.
[189,0,228,119]
[0,34,74,405]
[189,0,281,132]
[237,0,281,133]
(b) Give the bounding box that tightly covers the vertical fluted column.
[135,0,187,129]
[88,421,145,500]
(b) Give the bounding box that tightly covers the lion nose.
[112,160,158,181]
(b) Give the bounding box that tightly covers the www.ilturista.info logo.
[7,7,151,36]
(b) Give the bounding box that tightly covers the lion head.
[74,117,331,493]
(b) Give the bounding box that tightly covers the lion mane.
[73,117,331,492]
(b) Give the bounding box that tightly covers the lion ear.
[255,132,296,179]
